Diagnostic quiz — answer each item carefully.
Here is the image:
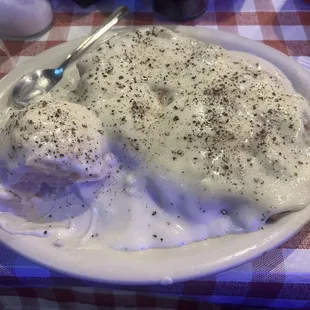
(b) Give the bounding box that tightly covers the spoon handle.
[59,6,128,70]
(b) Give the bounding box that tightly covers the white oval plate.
[1,26,310,285]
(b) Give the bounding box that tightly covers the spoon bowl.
[12,68,63,107]
[12,6,128,108]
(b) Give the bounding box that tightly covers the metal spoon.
[12,6,128,108]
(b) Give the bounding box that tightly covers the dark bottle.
[72,0,101,7]
[153,0,208,21]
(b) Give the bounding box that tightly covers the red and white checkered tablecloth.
[1,0,310,309]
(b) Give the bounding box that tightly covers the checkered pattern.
[1,0,310,309]
[0,287,232,310]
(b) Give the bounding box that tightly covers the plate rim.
[0,25,310,285]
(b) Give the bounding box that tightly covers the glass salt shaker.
[0,0,54,40]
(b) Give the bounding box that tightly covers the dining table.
[0,0,310,309]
